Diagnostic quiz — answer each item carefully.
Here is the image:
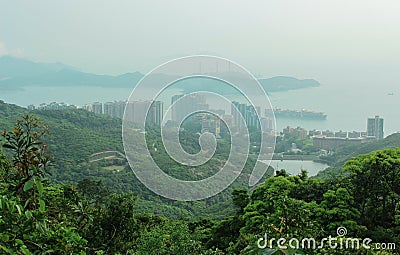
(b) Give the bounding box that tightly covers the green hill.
[0,100,260,219]
[6,99,398,219]
[316,133,400,178]
[2,99,400,254]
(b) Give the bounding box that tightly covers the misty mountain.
[177,75,320,95]
[0,56,143,90]
[258,76,320,92]
[0,55,75,77]
[0,56,319,92]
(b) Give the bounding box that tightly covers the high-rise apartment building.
[148,101,164,127]
[92,102,103,115]
[103,101,126,118]
[231,101,261,130]
[171,94,209,123]
[367,115,384,140]
[125,100,163,126]
[85,100,163,127]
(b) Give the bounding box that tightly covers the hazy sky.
[1,0,399,84]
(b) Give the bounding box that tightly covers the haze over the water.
[1,1,399,78]
[0,1,399,134]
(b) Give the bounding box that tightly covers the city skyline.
[27,99,386,139]
[2,0,398,140]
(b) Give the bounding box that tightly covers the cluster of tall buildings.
[28,95,274,135]
[83,100,163,126]
[312,115,384,150]
[170,94,226,136]
[126,100,163,127]
[169,95,273,136]
[83,101,125,118]
[171,94,209,123]
[32,97,384,147]
[231,101,260,130]
[28,102,78,111]
[231,101,274,131]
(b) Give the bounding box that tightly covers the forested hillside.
[316,133,400,179]
[0,114,399,254]
[2,100,400,219]
[0,100,265,219]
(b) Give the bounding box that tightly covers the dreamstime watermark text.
[257,227,396,251]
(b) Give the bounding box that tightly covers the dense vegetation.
[0,101,246,219]
[1,110,399,253]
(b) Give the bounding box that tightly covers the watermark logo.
[336,226,347,237]
[257,227,395,251]
[122,56,276,201]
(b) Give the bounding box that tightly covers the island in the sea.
[274,108,327,120]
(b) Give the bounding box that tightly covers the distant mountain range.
[0,56,143,90]
[258,76,320,92]
[0,56,320,92]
